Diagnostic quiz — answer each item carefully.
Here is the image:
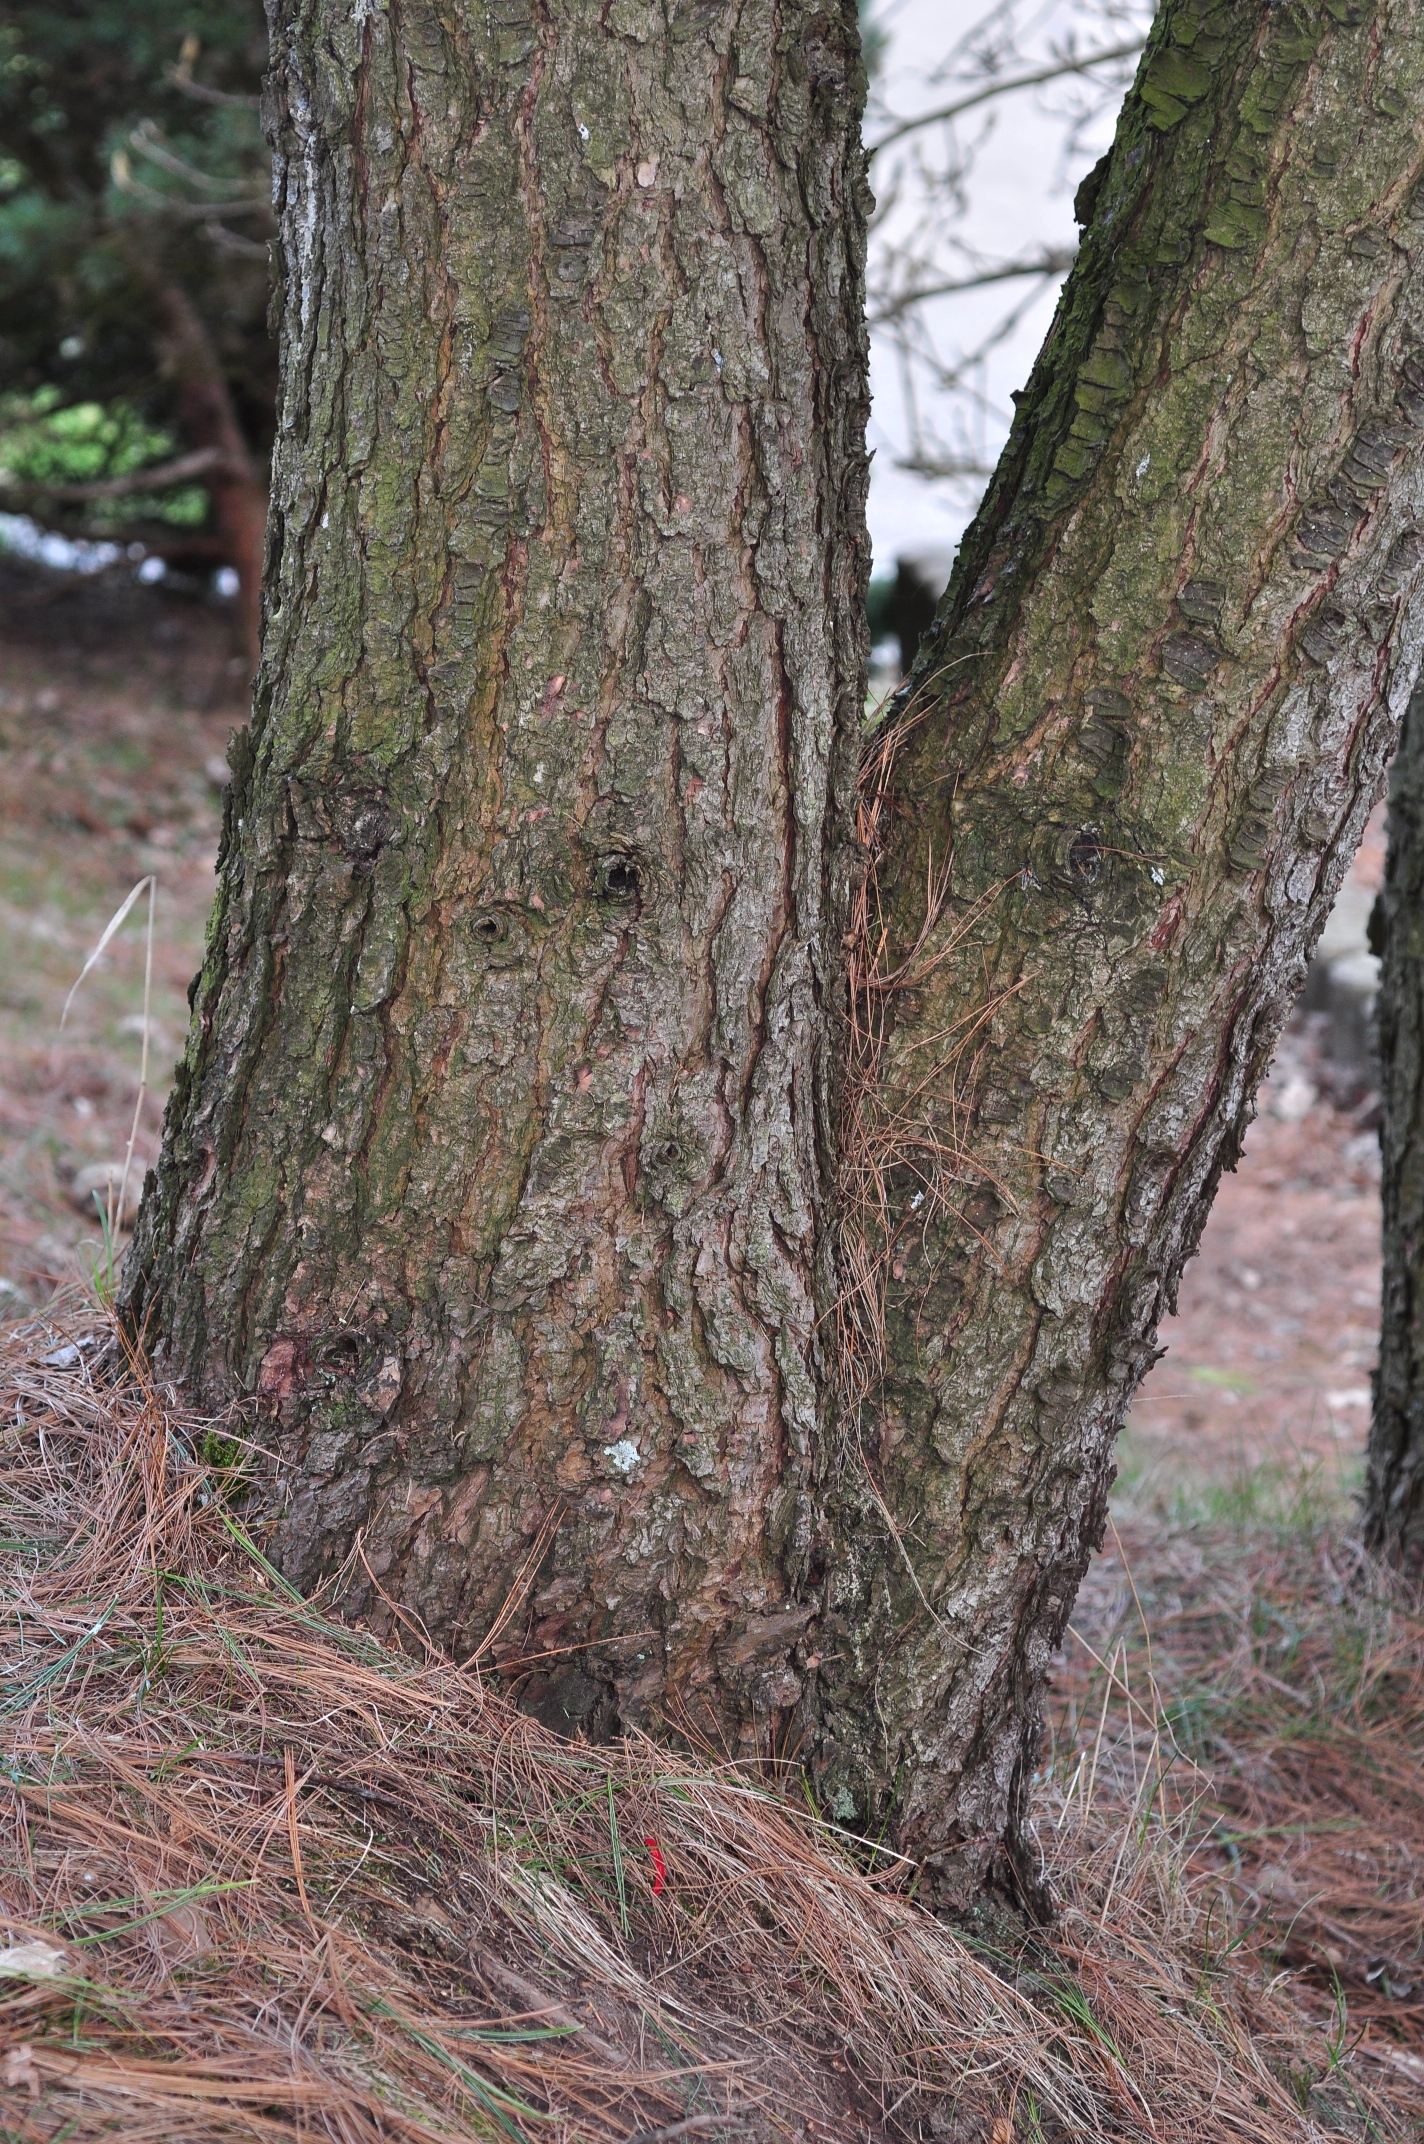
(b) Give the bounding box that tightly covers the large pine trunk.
[127,0,1424,1898]
[125,0,871,1739]
[1370,683,1424,1569]
[802,0,1424,1889]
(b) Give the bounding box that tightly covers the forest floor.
[0,557,1419,2141]
[0,554,244,1299]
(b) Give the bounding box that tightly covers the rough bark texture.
[124,0,870,1744]
[801,0,1424,1892]
[1370,682,1424,1568]
[127,0,1424,1902]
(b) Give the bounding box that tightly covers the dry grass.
[0,1307,1419,2142]
[1049,1508,1424,2123]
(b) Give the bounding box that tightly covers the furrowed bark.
[803,0,1424,1893]
[1370,681,1424,1569]
[124,0,870,1747]
[129,0,1424,1904]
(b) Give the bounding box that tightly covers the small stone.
[117,1013,172,1058]
[68,1160,143,1224]
[1267,1074,1316,1124]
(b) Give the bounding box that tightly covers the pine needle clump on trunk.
[836,682,1011,1410]
[0,1307,1418,2144]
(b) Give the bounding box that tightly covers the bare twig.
[114,875,156,1243]
[869,248,1077,327]
[110,149,269,219]
[168,32,263,110]
[128,120,262,195]
[868,38,1146,160]
[1,446,231,505]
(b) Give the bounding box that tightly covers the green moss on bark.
[811,0,1424,1893]
[125,0,871,1750]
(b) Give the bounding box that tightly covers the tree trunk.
[124,0,870,1741]
[1370,683,1424,1568]
[805,0,1424,1891]
[152,283,268,669]
[125,0,1424,1902]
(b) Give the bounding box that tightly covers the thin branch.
[167,33,262,110]
[869,249,1076,326]
[110,151,269,219]
[880,268,1063,411]
[203,221,271,260]
[0,446,231,504]
[129,121,260,197]
[167,68,261,110]
[894,455,995,480]
[867,38,1145,160]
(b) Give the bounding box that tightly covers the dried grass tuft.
[0,1306,1418,2142]
[1049,1513,1424,2132]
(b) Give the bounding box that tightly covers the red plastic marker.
[644,1837,666,1895]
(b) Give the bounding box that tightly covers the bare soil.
[1126,1041,1382,1506]
[0,555,246,1299]
[1126,815,1385,1512]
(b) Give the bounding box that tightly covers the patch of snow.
[0,513,122,576]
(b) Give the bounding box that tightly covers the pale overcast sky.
[864,0,1149,571]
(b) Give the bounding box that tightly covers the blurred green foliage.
[0,1,272,539]
[0,386,206,526]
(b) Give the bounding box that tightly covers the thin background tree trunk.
[1370,682,1424,1568]
[152,282,268,670]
